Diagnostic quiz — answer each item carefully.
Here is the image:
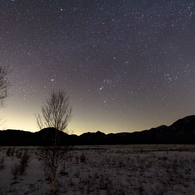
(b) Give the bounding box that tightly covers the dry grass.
[0,145,195,194]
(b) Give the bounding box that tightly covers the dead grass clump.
[21,152,30,167]
[6,147,15,157]
[11,151,31,178]
[0,155,5,170]
[75,155,79,164]
[80,153,86,163]
[11,163,20,179]
[6,147,12,156]
[15,149,22,158]
[0,183,6,195]
[19,152,31,175]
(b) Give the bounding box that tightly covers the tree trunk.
[51,171,55,195]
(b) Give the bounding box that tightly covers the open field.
[1,145,195,194]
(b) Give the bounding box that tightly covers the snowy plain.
[0,145,195,195]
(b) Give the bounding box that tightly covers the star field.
[0,1,195,134]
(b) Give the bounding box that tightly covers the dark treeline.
[1,115,195,146]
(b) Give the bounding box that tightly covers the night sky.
[1,0,195,135]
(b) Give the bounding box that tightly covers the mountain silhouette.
[0,115,195,146]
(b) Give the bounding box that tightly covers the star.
[0,1,195,135]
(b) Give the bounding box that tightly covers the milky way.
[1,1,195,134]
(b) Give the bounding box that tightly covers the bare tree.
[36,90,72,131]
[36,90,72,194]
[0,66,10,107]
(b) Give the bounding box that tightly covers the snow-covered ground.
[0,145,195,195]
